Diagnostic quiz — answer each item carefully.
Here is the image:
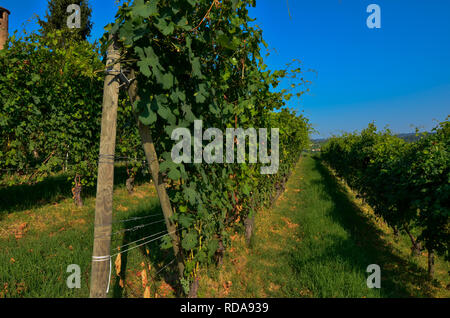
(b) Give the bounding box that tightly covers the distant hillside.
[310,138,328,144]
[396,133,426,143]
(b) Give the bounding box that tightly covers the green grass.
[1,155,448,298]
[199,155,449,298]
[0,180,178,298]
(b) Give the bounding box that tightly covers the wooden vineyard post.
[89,35,121,298]
[127,70,185,282]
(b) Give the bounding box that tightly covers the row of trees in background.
[0,28,144,205]
[0,2,148,205]
[321,120,449,278]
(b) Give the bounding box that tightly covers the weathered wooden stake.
[127,70,185,282]
[89,35,121,298]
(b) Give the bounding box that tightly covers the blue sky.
[2,0,449,137]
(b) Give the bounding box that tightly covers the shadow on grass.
[0,166,150,218]
[304,157,436,297]
[0,202,180,298]
[110,205,180,298]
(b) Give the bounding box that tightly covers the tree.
[38,0,93,40]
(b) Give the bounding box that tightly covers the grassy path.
[199,155,449,298]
